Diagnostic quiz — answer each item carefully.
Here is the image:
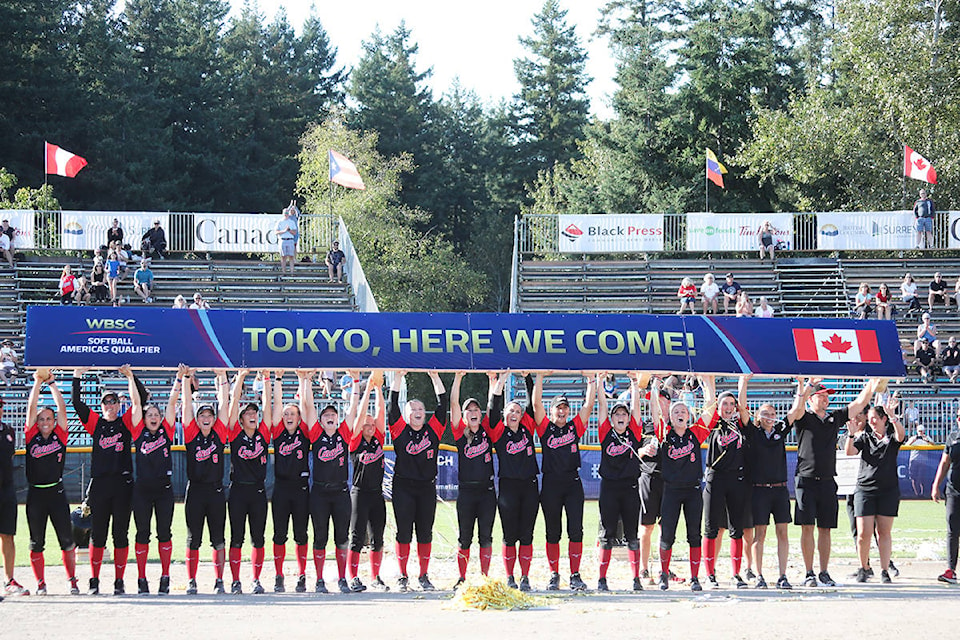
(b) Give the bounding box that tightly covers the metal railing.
[338,217,379,313]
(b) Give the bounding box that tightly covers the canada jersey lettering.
[455,419,494,484]
[391,421,443,481]
[539,415,584,476]
[82,410,134,477]
[273,424,310,482]
[311,422,350,486]
[24,423,68,486]
[660,429,704,488]
[230,422,270,484]
[705,417,745,474]
[184,419,226,485]
[350,433,385,492]
[132,419,173,484]
[489,421,539,480]
[598,418,643,480]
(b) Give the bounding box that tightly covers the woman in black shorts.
[932,408,960,584]
[845,397,905,583]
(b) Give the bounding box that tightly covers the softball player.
[932,407,960,584]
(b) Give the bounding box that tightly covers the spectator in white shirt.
[754,296,775,318]
[900,273,921,316]
[189,292,211,310]
[0,230,12,269]
[700,273,720,315]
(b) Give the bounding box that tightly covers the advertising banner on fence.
[60,211,168,251]
[557,214,664,253]
[192,212,284,252]
[948,211,960,249]
[815,211,915,250]
[1,209,35,249]
[25,307,906,377]
[685,212,793,252]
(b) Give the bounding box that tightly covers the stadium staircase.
[775,258,848,317]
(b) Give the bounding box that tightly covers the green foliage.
[0,168,60,211]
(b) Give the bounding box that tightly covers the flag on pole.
[44,142,88,178]
[328,150,365,190]
[904,145,937,184]
[706,149,727,188]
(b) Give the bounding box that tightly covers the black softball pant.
[311,486,351,549]
[457,484,497,549]
[350,489,386,553]
[272,480,310,546]
[660,484,703,550]
[229,483,267,548]
[704,471,746,539]
[392,477,437,545]
[88,475,133,548]
[184,482,226,550]
[947,488,960,571]
[540,474,584,544]
[133,482,174,545]
[27,484,75,552]
[599,477,640,549]
[498,477,539,547]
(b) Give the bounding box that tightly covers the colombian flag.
[706,149,727,188]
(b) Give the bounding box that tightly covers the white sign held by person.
[816,211,915,250]
[61,211,168,251]
[686,213,793,251]
[193,213,284,252]
[1,210,35,249]
[557,214,664,253]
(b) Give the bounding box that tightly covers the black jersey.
[487,392,539,480]
[73,376,141,478]
[659,423,709,488]
[309,421,351,488]
[350,430,385,492]
[24,422,69,486]
[744,420,790,484]
[388,390,448,482]
[453,418,494,485]
[184,418,228,485]
[597,418,643,480]
[272,421,311,483]
[853,426,904,492]
[945,431,960,492]
[790,408,847,478]
[0,421,13,492]
[536,414,586,476]
[703,412,746,476]
[638,421,662,476]
[228,421,271,485]
[130,419,173,486]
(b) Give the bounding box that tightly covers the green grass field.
[7,498,949,568]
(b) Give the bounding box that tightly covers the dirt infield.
[3,558,956,639]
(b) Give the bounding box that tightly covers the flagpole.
[43,141,47,188]
[705,156,709,213]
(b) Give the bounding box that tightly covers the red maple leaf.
[821,333,853,354]
[914,158,928,170]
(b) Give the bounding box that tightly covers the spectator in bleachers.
[107,218,123,246]
[914,188,935,249]
[677,277,697,314]
[754,296,775,318]
[929,272,949,312]
[106,250,121,304]
[602,373,618,399]
[73,274,90,305]
[916,338,937,383]
[141,219,168,259]
[854,282,874,319]
[189,292,210,310]
[89,258,108,305]
[326,241,345,283]
[900,273,922,316]
[734,290,753,317]
[117,243,132,280]
[58,265,76,305]
[133,260,154,304]
[953,276,960,316]
[318,370,335,398]
[757,220,775,262]
[0,340,17,387]
[0,224,13,269]
[172,295,188,309]
[875,283,893,320]
[943,337,960,383]
[700,273,720,315]
[906,425,935,497]
[903,402,919,428]
[915,312,941,356]
[721,273,741,314]
[276,207,298,274]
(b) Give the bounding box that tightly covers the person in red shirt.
[677,278,697,315]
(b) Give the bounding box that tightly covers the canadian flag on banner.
[904,145,937,184]
[793,328,882,363]
[45,142,88,178]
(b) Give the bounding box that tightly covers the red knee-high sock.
[457,548,470,579]
[569,541,583,574]
[730,538,743,576]
[598,548,612,579]
[690,546,702,579]
[370,550,383,577]
[417,542,432,577]
[296,544,308,577]
[660,548,673,577]
[395,542,410,576]
[252,547,265,581]
[628,548,640,578]
[89,545,104,579]
[703,537,717,576]
[479,546,492,576]
[229,547,242,582]
[545,543,560,573]
[348,550,360,579]
[503,544,517,576]
[313,549,326,580]
[186,549,199,580]
[158,541,172,577]
[30,551,45,584]
[335,548,347,579]
[114,546,129,581]
[519,544,533,576]
[62,548,77,580]
[213,548,225,580]
[135,543,149,580]
[273,543,286,576]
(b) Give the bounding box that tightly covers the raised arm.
[299,369,318,427]
[353,372,376,435]
[227,369,250,426]
[427,371,448,425]
[344,370,361,429]
[272,370,287,428]
[372,376,385,438]
[120,364,142,426]
[736,374,752,425]
[532,372,546,425]
[649,377,663,430]
[260,370,272,428]
[596,372,609,424]
[26,369,49,427]
[787,376,810,424]
[182,367,196,426]
[213,368,230,424]
[450,371,465,427]
[699,374,717,425]
[166,364,187,426]
[884,391,905,443]
[71,367,92,424]
[631,372,648,426]
[388,370,405,426]
[843,418,862,456]
[846,378,877,421]
[48,374,68,432]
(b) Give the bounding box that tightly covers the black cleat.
[158,576,170,595]
[88,577,100,596]
[817,571,836,587]
[113,579,125,596]
[252,580,265,594]
[214,579,225,594]
[295,575,306,593]
[547,572,561,591]
[596,577,609,592]
[418,574,435,591]
[274,575,285,593]
[802,571,817,587]
[231,580,242,595]
[315,578,328,594]
[707,574,719,589]
[880,570,892,584]
[776,575,792,590]
[506,576,518,589]
[755,575,768,589]
[371,576,389,591]
[690,577,703,592]
[350,577,367,592]
[338,578,351,594]
[519,576,531,592]
[856,568,868,583]
[733,574,748,589]
[137,578,149,595]
[397,576,409,593]
[186,579,198,595]
[453,578,465,591]
[659,572,669,591]
[633,576,644,591]
[69,578,80,596]
[888,561,900,577]
[36,582,47,596]
[569,572,587,591]
[745,568,757,581]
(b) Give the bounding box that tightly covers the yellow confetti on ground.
[446,577,543,611]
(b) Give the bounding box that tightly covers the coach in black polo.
[786,377,874,588]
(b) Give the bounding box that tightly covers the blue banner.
[25,307,905,376]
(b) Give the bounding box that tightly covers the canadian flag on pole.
[904,145,937,184]
[45,142,88,178]
[793,328,882,363]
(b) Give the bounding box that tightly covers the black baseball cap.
[551,395,570,408]
[101,391,119,404]
[320,404,339,418]
[810,383,835,395]
[610,402,630,415]
[197,404,216,416]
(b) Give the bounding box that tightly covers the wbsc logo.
[85,318,137,330]
[561,223,583,242]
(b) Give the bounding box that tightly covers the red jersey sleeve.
[486,418,505,443]
[572,414,587,438]
[389,416,407,441]
[82,410,100,436]
[628,417,643,441]
[271,422,284,441]
[690,418,710,444]
[54,423,69,443]
[161,418,174,440]
[597,418,611,442]
[128,418,145,441]
[452,419,466,441]
[519,412,537,436]
[428,414,445,440]
[348,431,363,452]
[25,422,39,443]
[258,421,272,441]
[305,420,322,443]
[214,419,231,443]
[183,419,199,443]
[338,420,351,442]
